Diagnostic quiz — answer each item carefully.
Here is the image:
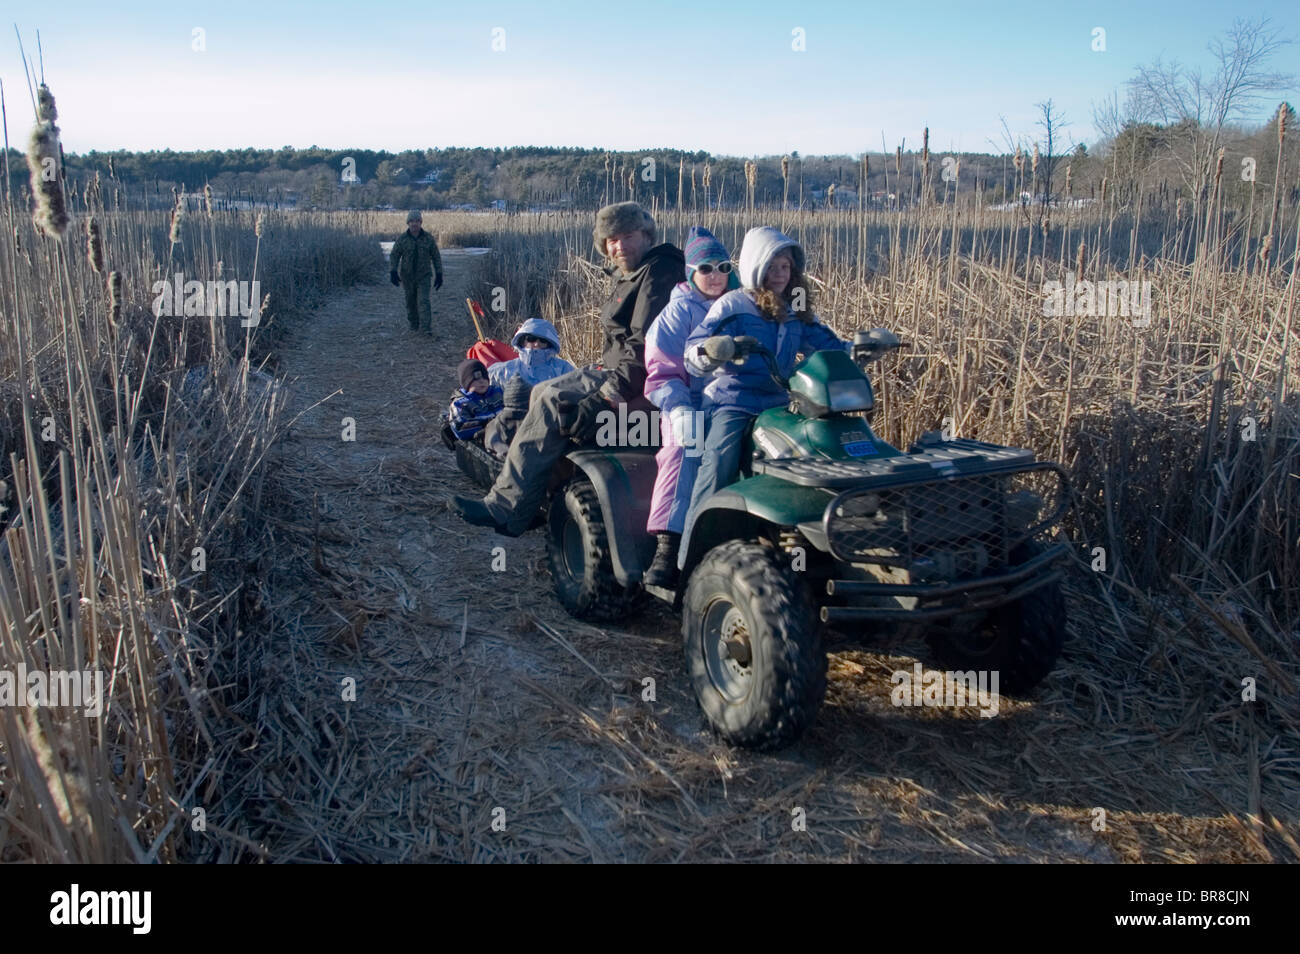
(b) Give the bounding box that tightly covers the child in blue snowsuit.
[448,358,504,440]
[683,227,849,544]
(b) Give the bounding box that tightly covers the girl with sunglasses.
[642,227,740,586]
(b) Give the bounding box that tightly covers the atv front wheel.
[926,542,1066,693]
[683,540,826,749]
[546,476,642,621]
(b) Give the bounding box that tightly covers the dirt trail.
[241,254,1276,863]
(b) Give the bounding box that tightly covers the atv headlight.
[1005,490,1043,532]
[828,378,874,413]
[836,493,881,518]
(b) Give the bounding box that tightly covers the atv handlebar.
[851,328,904,365]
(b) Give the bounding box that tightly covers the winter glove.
[701,335,736,363]
[434,274,444,290]
[732,335,761,357]
[669,406,697,447]
[390,270,401,286]
[559,392,610,443]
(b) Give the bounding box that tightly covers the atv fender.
[679,475,834,580]
[565,447,658,586]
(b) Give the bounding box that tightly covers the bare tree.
[1035,99,1071,225]
[1125,16,1295,201]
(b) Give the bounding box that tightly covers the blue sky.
[4,0,1297,156]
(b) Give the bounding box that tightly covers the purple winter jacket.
[644,281,715,414]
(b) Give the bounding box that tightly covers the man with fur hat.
[389,210,444,336]
[452,201,683,536]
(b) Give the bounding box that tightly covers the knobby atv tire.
[926,541,1066,694]
[683,540,827,750]
[546,476,643,621]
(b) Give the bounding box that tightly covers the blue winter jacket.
[685,290,849,413]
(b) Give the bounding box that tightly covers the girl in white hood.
[681,227,849,537]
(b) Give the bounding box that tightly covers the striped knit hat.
[683,226,740,290]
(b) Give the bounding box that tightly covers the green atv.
[543,329,1071,750]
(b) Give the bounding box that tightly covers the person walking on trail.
[389,210,444,335]
[451,201,683,537]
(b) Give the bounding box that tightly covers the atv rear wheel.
[546,476,643,621]
[926,542,1066,693]
[683,540,826,749]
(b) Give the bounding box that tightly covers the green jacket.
[390,229,443,281]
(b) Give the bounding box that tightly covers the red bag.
[467,339,516,367]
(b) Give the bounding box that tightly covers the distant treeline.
[5,111,1295,214]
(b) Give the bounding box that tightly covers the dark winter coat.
[595,243,685,404]
[390,229,444,281]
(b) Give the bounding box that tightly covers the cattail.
[37,84,57,122]
[215,259,223,277]
[25,714,92,834]
[862,154,869,180]
[781,155,790,181]
[1076,241,1086,277]
[1279,102,1289,147]
[169,199,185,245]
[204,184,214,214]
[1031,143,1039,176]
[1064,164,1072,198]
[745,160,757,190]
[922,127,929,165]
[1260,233,1272,262]
[1214,148,1224,185]
[1100,177,1109,203]
[86,216,104,273]
[1176,196,1183,222]
[27,85,69,236]
[895,146,902,176]
[108,271,122,329]
[826,182,836,207]
[1013,147,1024,175]
[255,212,265,237]
[627,167,636,191]
[107,155,115,178]
[702,164,712,188]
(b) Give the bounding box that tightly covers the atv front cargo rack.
[751,437,1035,489]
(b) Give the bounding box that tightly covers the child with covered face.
[487,318,575,388]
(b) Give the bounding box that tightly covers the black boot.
[644,532,680,587]
[450,495,520,537]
